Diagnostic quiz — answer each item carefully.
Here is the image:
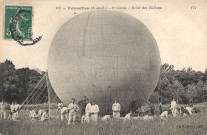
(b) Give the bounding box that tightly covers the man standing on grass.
[8,101,15,120]
[78,96,87,117]
[170,99,177,117]
[67,98,79,125]
[85,99,91,123]
[0,99,7,120]
[90,100,99,122]
[57,102,69,121]
[112,100,121,118]
[159,102,162,115]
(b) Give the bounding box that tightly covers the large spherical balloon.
[48,10,161,114]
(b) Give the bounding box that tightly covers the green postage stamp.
[4,5,33,40]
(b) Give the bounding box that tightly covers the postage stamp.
[4,5,32,40]
[4,5,42,46]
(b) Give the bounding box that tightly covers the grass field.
[1,103,207,135]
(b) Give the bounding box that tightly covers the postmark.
[4,5,42,46]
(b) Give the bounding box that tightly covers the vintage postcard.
[0,0,207,135]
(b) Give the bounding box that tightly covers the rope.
[22,74,46,104]
[39,91,48,103]
[46,71,51,118]
[158,69,162,104]
[33,84,47,104]
[25,79,46,104]
[21,73,47,106]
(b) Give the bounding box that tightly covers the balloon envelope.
[48,11,161,114]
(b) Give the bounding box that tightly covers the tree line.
[0,60,45,104]
[149,63,207,104]
[0,60,207,104]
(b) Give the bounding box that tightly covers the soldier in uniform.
[78,96,87,117]
[67,98,79,125]
[112,100,121,118]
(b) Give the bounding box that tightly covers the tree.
[157,63,175,104]
[197,79,206,102]
[0,60,18,102]
[150,63,207,104]
[169,80,185,104]
[203,82,207,101]
[0,60,44,103]
[186,84,199,103]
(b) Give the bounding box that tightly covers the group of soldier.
[0,99,49,121]
[57,96,197,124]
[159,98,195,119]
[0,97,196,123]
[57,96,121,125]
[29,108,49,121]
[0,100,21,121]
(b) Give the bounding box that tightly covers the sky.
[0,0,207,72]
